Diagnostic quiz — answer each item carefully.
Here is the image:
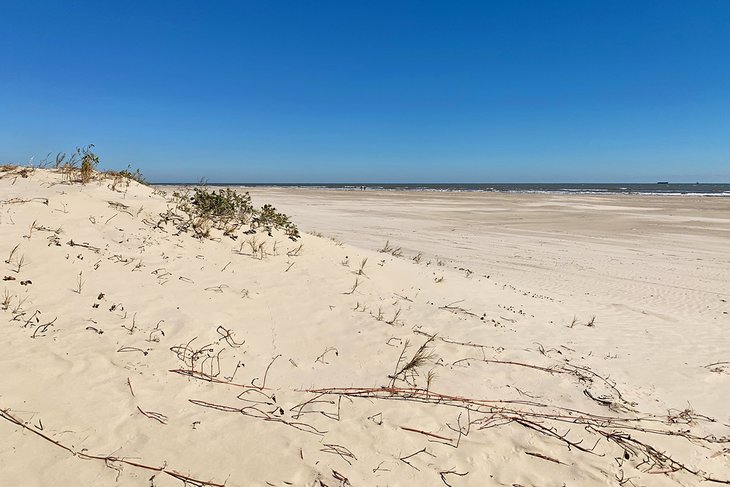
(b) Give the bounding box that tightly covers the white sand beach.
[1,167,729,486]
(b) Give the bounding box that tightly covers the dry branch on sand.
[301,385,730,484]
[0,408,224,486]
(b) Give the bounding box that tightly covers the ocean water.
[163,182,730,196]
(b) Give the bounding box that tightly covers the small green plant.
[107,165,146,191]
[117,165,145,184]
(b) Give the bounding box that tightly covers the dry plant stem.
[344,277,360,295]
[252,354,282,390]
[1,289,12,310]
[24,220,37,239]
[399,447,435,471]
[414,329,633,408]
[356,257,368,276]
[315,347,339,364]
[31,317,57,338]
[385,308,401,325]
[588,426,730,484]
[332,470,352,485]
[440,469,468,487]
[524,450,566,465]
[189,399,326,436]
[117,346,148,355]
[400,425,452,442]
[136,406,168,424]
[439,300,479,318]
[4,243,20,264]
[216,325,244,347]
[0,408,224,486]
[74,271,84,294]
[13,254,25,273]
[302,385,730,483]
[0,197,49,205]
[320,444,357,465]
[67,240,101,253]
[290,393,342,421]
[169,368,268,391]
[287,243,303,257]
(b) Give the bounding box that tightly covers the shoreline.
[154,182,730,197]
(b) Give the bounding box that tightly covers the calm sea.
[161,182,730,196]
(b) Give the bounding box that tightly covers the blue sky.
[1,1,728,183]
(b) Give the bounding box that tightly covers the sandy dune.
[1,168,729,486]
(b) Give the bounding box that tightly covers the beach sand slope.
[1,168,729,486]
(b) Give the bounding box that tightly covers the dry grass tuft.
[388,334,438,387]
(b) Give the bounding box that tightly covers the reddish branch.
[0,408,224,486]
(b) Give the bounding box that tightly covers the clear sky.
[1,1,729,183]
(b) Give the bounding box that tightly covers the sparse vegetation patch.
[169,188,300,240]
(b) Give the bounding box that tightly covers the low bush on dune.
[171,188,300,240]
[105,165,147,187]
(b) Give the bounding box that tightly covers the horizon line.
[151,181,729,185]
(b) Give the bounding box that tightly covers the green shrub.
[255,204,300,240]
[106,164,147,191]
[170,188,299,240]
[117,165,146,184]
